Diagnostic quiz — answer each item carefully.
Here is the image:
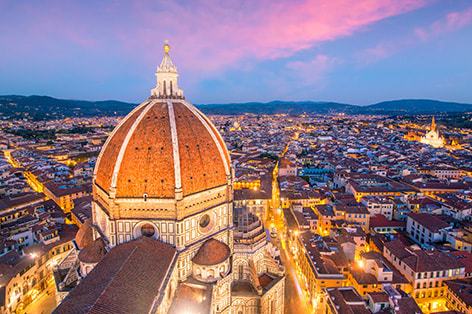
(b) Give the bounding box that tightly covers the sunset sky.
[1,0,471,105]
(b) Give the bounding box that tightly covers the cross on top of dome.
[158,41,177,74]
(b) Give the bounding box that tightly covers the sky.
[1,0,472,105]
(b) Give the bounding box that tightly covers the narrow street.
[278,239,312,314]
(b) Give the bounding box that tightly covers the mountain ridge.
[1,95,471,119]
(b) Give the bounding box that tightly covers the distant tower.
[431,116,436,132]
[150,42,184,99]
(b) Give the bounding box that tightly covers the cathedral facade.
[53,43,285,314]
[420,117,445,148]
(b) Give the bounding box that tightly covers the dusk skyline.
[1,0,472,105]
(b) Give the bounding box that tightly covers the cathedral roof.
[75,218,93,249]
[78,237,107,264]
[53,237,177,314]
[192,238,231,266]
[94,99,231,199]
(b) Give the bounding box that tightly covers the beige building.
[53,43,285,314]
[0,225,76,314]
[383,240,466,313]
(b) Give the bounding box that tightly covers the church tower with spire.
[420,116,445,148]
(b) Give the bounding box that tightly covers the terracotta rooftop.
[78,237,107,264]
[406,213,451,232]
[367,291,390,303]
[395,294,423,314]
[325,287,370,314]
[384,240,465,272]
[370,214,406,229]
[444,279,472,308]
[75,218,93,249]
[53,236,177,314]
[94,100,231,199]
[192,238,231,266]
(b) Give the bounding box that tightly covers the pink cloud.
[1,0,430,78]
[121,0,429,74]
[359,6,472,65]
[286,54,338,84]
[358,39,415,64]
[415,6,472,40]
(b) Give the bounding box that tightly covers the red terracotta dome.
[94,100,231,199]
[192,238,231,266]
[78,237,107,264]
[75,219,93,249]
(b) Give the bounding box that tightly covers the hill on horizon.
[1,95,471,119]
[197,99,472,115]
[0,95,137,120]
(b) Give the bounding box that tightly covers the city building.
[323,286,370,314]
[348,251,409,297]
[384,240,466,312]
[406,213,452,244]
[444,279,472,314]
[295,231,348,311]
[0,224,76,313]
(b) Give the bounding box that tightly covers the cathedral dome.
[192,238,231,266]
[94,45,231,200]
[78,237,107,264]
[75,219,93,249]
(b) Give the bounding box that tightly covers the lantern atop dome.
[151,41,184,99]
